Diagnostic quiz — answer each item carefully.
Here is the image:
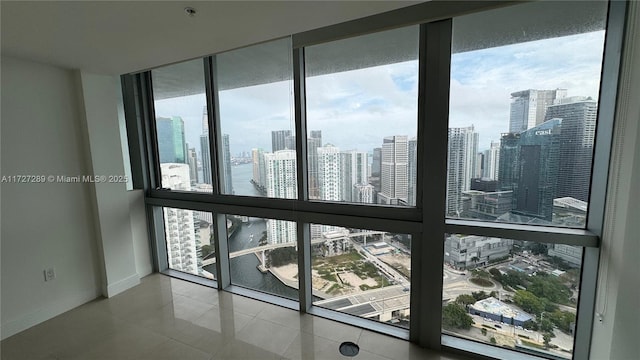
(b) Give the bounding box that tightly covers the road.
[351,238,410,288]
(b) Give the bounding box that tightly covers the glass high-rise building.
[507,119,562,221]
[545,98,597,202]
[221,134,233,194]
[307,131,322,199]
[483,141,500,180]
[271,130,293,152]
[446,127,478,216]
[340,150,368,202]
[200,134,211,184]
[509,89,567,133]
[157,116,187,164]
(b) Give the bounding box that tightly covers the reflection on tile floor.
[1,274,466,360]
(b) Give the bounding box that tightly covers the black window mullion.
[141,71,162,191]
[416,19,453,350]
[204,56,223,195]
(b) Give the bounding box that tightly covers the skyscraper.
[187,146,198,184]
[545,98,597,202]
[379,135,408,205]
[340,150,368,202]
[200,108,211,185]
[370,147,382,201]
[200,134,211,184]
[317,145,342,202]
[475,152,485,179]
[307,130,322,199]
[272,130,292,152]
[161,163,200,275]
[483,141,500,180]
[251,148,266,190]
[500,119,562,221]
[222,134,233,194]
[447,126,478,216]
[157,116,187,164]
[353,184,375,204]
[201,106,209,133]
[264,150,297,244]
[498,133,520,191]
[509,89,567,133]
[264,150,297,200]
[407,138,418,206]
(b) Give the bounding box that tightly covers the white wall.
[0,58,153,340]
[77,71,142,297]
[590,1,640,358]
[0,56,102,339]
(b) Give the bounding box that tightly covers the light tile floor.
[1,274,467,360]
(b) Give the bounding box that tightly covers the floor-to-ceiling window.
[125,1,625,359]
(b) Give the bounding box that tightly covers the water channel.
[202,163,299,299]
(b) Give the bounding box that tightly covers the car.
[494,324,502,329]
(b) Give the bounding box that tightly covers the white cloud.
[153,30,605,156]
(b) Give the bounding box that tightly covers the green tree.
[490,337,497,344]
[472,291,490,301]
[524,319,539,331]
[548,310,576,334]
[455,294,476,306]
[539,316,554,333]
[201,244,214,258]
[470,256,480,268]
[529,243,548,255]
[513,290,544,315]
[542,332,555,348]
[258,231,267,246]
[481,328,487,336]
[267,247,297,267]
[528,273,572,305]
[499,270,527,289]
[442,303,473,330]
[489,268,502,279]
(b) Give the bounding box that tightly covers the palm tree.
[471,256,480,268]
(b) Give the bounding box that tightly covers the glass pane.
[305,26,419,206]
[152,60,212,193]
[311,224,411,328]
[163,207,215,279]
[447,1,607,227]
[217,38,295,198]
[226,215,298,300]
[443,234,582,359]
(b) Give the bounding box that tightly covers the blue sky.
[154,30,605,157]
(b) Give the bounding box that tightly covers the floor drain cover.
[339,341,360,357]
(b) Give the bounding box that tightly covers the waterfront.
[203,163,298,299]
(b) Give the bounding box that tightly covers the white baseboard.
[105,273,140,298]
[0,288,99,340]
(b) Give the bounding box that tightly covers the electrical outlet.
[44,268,56,281]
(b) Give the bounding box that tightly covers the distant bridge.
[201,230,386,266]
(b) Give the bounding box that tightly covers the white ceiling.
[0,1,420,75]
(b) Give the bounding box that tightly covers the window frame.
[121,1,628,359]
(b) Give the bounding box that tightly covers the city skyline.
[153,30,605,158]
